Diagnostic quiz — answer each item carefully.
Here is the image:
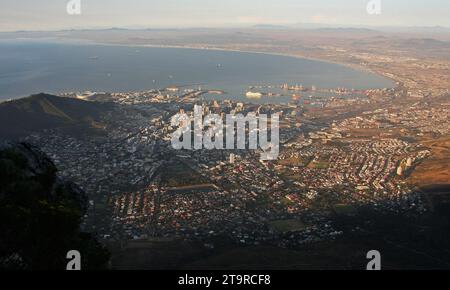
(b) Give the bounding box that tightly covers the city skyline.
[1,0,450,32]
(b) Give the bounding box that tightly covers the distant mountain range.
[252,24,290,29]
[397,38,450,49]
[0,93,114,139]
[313,27,379,33]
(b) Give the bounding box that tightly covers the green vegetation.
[245,192,272,210]
[161,162,209,188]
[277,156,310,167]
[308,161,330,169]
[332,204,357,216]
[268,219,307,234]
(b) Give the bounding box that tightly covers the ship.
[246,91,263,99]
[292,94,302,101]
[288,84,306,91]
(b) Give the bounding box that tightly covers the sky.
[0,0,449,32]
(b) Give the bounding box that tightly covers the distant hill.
[0,93,114,139]
[398,38,450,49]
[314,27,379,34]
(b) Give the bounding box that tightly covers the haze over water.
[0,39,393,101]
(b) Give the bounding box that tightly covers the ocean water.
[0,39,393,101]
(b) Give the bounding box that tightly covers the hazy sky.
[0,0,449,31]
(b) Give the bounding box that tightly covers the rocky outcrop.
[0,141,88,212]
[0,142,108,270]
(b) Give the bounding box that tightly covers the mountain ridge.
[0,93,114,139]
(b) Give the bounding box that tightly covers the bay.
[0,39,393,101]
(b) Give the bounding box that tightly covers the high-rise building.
[406,157,413,167]
[229,153,236,164]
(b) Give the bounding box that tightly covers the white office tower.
[406,157,413,167]
[397,166,403,176]
[229,153,236,164]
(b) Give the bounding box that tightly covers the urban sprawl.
[24,81,449,249]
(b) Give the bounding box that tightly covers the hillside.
[409,137,450,187]
[0,93,114,139]
[0,142,110,269]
